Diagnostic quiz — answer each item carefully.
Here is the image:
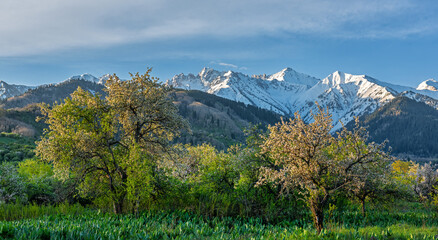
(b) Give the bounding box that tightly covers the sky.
[1,0,438,87]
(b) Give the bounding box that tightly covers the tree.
[17,158,55,204]
[36,69,188,213]
[166,143,239,216]
[257,106,390,233]
[347,153,393,216]
[391,160,419,199]
[413,162,438,202]
[0,162,27,204]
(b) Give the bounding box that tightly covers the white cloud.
[210,61,248,70]
[218,62,238,68]
[0,0,436,56]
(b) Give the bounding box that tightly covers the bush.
[0,162,27,204]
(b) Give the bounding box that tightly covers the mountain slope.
[417,79,438,91]
[351,96,438,157]
[173,90,282,150]
[0,81,34,99]
[1,78,105,109]
[169,68,435,130]
[0,104,45,138]
[0,81,282,150]
[169,67,309,115]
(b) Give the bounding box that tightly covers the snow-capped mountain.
[265,67,319,87]
[168,67,317,115]
[417,79,438,91]
[63,73,109,85]
[0,81,34,99]
[168,67,438,130]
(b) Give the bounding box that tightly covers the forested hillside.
[0,84,282,151]
[173,90,281,149]
[351,96,438,157]
[1,79,105,109]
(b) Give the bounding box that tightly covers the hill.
[351,96,438,158]
[0,83,282,150]
[173,90,282,149]
[1,79,105,109]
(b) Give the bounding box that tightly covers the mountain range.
[168,67,438,130]
[0,81,34,100]
[1,68,438,157]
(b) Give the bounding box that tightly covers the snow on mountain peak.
[68,73,98,82]
[322,71,367,86]
[267,67,319,87]
[417,79,438,91]
[64,73,109,85]
[199,68,220,81]
[168,67,438,130]
[0,80,33,99]
[98,74,112,85]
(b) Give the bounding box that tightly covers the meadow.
[1,202,437,239]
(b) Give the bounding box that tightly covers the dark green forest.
[352,96,438,157]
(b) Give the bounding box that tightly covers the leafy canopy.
[257,105,391,233]
[36,69,189,213]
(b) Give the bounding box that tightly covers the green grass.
[0,202,91,222]
[1,209,438,239]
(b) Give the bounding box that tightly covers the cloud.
[211,61,248,70]
[0,0,436,56]
[218,62,238,68]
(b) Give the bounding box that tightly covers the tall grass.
[0,202,91,221]
[1,209,438,239]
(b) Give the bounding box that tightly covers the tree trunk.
[110,177,127,214]
[113,197,124,214]
[361,197,366,217]
[309,192,328,234]
[111,169,128,214]
[310,203,324,234]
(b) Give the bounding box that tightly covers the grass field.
[1,205,438,240]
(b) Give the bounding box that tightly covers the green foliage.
[0,208,437,239]
[161,141,304,222]
[18,158,53,180]
[0,202,89,221]
[0,132,35,163]
[0,159,77,205]
[353,96,438,157]
[173,90,281,150]
[36,69,189,214]
[0,162,27,204]
[17,158,58,204]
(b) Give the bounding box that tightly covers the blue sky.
[1,0,437,87]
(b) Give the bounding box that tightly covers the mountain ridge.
[0,70,437,157]
[350,96,438,157]
[0,81,34,100]
[168,67,438,130]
